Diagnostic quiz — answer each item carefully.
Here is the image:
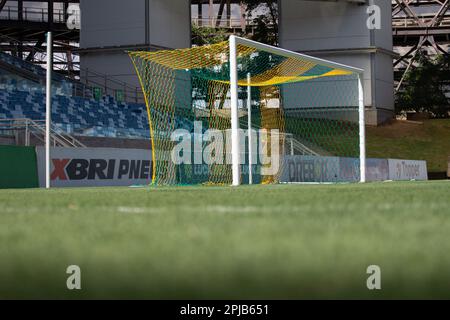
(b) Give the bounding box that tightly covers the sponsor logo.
[50,158,152,181]
[285,157,340,183]
[395,161,422,180]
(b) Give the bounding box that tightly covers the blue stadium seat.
[0,87,155,139]
[0,53,194,140]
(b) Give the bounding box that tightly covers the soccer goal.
[129,36,365,186]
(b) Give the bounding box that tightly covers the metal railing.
[0,118,86,147]
[77,68,145,104]
[191,17,262,34]
[392,15,450,28]
[285,133,320,156]
[0,5,75,24]
[0,33,145,104]
[192,17,249,28]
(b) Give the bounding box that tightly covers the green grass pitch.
[0,181,449,299]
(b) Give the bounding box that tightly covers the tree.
[396,52,450,118]
[242,0,279,46]
[191,24,228,46]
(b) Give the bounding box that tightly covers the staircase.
[0,118,86,148]
[284,133,320,156]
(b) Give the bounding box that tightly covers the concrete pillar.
[79,0,191,93]
[279,0,395,125]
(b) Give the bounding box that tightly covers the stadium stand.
[0,88,151,139]
[0,51,72,95]
[0,51,154,142]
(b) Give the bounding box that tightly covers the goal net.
[129,36,365,186]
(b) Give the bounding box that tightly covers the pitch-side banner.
[280,156,425,183]
[280,156,390,183]
[388,159,428,181]
[339,157,389,182]
[36,147,152,187]
[280,155,341,183]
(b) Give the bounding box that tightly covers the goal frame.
[228,35,366,186]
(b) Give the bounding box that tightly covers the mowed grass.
[367,119,450,172]
[0,181,449,299]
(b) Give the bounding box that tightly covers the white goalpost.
[45,31,52,189]
[247,72,253,185]
[358,75,366,183]
[229,35,240,186]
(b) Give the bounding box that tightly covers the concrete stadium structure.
[279,0,395,124]
[79,0,191,91]
[79,0,394,125]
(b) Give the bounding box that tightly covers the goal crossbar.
[232,36,364,75]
